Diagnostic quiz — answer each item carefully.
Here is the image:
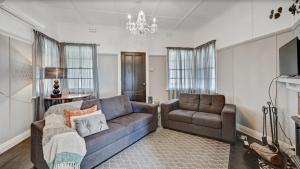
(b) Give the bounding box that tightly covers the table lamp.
[44,67,65,98]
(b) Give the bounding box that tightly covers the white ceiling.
[4,0,240,31]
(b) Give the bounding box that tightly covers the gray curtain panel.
[167,41,216,99]
[167,47,194,99]
[33,30,60,120]
[195,40,216,94]
[61,43,100,98]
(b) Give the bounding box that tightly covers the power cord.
[268,75,293,147]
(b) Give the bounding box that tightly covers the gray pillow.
[74,113,109,137]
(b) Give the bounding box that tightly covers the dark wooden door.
[121,52,146,102]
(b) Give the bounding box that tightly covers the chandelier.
[126,10,157,35]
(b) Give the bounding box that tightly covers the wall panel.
[149,55,168,103]
[0,34,10,144]
[0,34,33,147]
[10,38,33,138]
[216,33,298,144]
[98,53,118,98]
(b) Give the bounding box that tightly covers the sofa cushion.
[111,113,152,132]
[179,93,200,111]
[100,95,133,120]
[81,99,101,110]
[192,112,222,129]
[84,122,128,154]
[168,109,196,123]
[199,95,225,114]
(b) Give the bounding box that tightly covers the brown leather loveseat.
[161,93,236,143]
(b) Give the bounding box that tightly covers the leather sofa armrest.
[160,99,179,127]
[221,104,236,143]
[131,101,158,115]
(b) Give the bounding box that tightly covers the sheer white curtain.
[42,38,60,96]
[167,48,194,99]
[62,44,99,98]
[195,40,216,94]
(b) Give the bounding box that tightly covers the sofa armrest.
[131,101,159,130]
[160,99,179,127]
[31,120,48,169]
[131,101,158,114]
[32,120,45,133]
[221,104,236,143]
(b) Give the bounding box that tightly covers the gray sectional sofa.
[31,95,158,169]
[161,93,236,143]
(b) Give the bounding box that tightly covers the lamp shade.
[44,67,65,79]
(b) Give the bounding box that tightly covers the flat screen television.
[279,37,300,76]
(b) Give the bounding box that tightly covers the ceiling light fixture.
[126,10,157,35]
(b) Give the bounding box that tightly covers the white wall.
[0,8,34,154]
[217,28,299,145]
[149,55,168,103]
[98,53,118,98]
[57,23,194,55]
[194,0,295,49]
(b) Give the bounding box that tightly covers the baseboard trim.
[0,129,30,155]
[237,124,293,152]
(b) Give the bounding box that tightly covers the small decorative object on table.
[51,79,61,98]
[44,67,65,98]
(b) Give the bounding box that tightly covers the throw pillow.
[70,110,102,129]
[74,113,109,137]
[64,105,97,127]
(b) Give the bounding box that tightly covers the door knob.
[142,83,146,86]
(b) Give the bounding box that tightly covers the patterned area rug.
[96,129,230,169]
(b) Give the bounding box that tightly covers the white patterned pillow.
[70,110,102,129]
[74,113,109,137]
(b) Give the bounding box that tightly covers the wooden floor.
[229,132,259,169]
[0,132,259,169]
[0,139,34,169]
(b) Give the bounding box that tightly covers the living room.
[1,0,300,169]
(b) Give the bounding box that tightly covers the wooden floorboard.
[0,132,259,169]
[229,132,259,169]
[0,138,34,169]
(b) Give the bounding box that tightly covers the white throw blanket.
[42,101,87,169]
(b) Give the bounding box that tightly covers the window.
[167,48,194,91]
[167,41,216,99]
[63,45,97,95]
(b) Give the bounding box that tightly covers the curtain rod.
[195,40,216,49]
[60,42,100,46]
[33,31,100,46]
[166,47,194,49]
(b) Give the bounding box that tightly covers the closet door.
[121,52,146,102]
